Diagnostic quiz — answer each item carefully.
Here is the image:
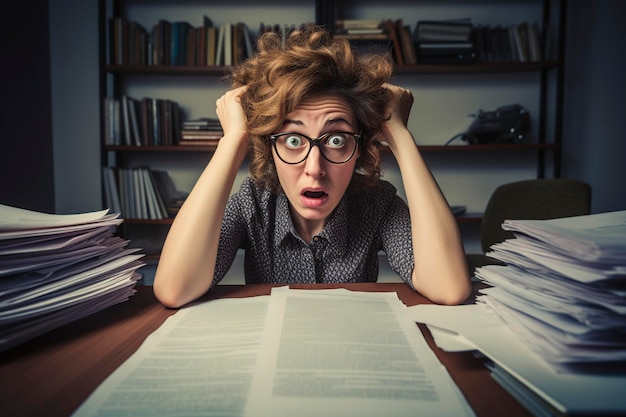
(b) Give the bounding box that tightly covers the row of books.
[334,18,473,65]
[473,22,546,63]
[109,15,549,68]
[103,167,187,220]
[334,18,550,65]
[109,15,259,67]
[103,95,181,147]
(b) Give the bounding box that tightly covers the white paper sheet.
[73,289,475,417]
[73,296,270,417]
[0,205,111,229]
[246,288,473,417]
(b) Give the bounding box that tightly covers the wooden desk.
[0,283,530,417]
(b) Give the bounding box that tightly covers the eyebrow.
[283,118,354,128]
[283,119,303,126]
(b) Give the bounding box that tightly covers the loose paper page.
[501,210,626,263]
[246,288,474,417]
[72,296,270,417]
[0,204,111,229]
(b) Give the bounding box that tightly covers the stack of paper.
[0,204,145,353]
[474,210,626,371]
[408,302,626,416]
[73,287,475,417]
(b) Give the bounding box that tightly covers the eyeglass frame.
[267,131,362,165]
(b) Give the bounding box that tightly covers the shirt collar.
[275,192,296,245]
[274,191,348,255]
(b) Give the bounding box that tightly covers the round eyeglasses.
[268,131,361,165]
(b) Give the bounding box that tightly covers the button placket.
[310,236,325,283]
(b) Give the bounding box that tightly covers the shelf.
[394,61,559,74]
[417,143,559,152]
[105,143,558,153]
[105,61,558,76]
[105,145,218,152]
[104,64,231,76]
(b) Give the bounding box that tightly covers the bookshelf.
[99,0,566,256]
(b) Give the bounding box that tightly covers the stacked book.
[413,19,476,64]
[179,117,223,146]
[333,19,413,66]
[0,204,145,353]
[334,19,384,36]
[334,19,394,63]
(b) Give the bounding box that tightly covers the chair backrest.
[480,178,592,252]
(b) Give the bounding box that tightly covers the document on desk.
[72,288,474,417]
[246,288,473,417]
[73,295,271,417]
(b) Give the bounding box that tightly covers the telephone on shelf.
[463,104,531,145]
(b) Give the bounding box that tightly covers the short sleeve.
[380,195,415,288]
[212,189,247,285]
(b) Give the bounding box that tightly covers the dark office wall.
[562,0,626,213]
[0,0,55,213]
[49,0,101,215]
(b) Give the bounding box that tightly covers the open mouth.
[303,190,328,199]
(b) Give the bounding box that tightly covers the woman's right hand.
[154,86,251,308]
[216,86,248,146]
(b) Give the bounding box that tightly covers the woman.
[153,24,470,308]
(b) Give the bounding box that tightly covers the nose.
[304,145,326,177]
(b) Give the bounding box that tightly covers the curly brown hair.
[228,24,393,192]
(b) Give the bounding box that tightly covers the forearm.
[389,130,471,304]
[153,135,247,308]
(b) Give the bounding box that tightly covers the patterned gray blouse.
[213,176,415,287]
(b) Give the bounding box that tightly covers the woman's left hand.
[381,83,415,150]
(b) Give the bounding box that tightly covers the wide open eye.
[325,133,347,148]
[283,134,306,149]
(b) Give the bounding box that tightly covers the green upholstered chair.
[466,178,592,276]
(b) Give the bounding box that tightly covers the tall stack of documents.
[409,210,626,416]
[471,210,626,415]
[0,204,145,353]
[475,210,626,371]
